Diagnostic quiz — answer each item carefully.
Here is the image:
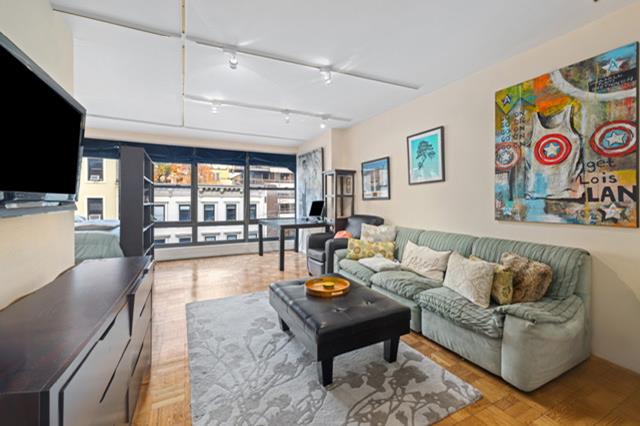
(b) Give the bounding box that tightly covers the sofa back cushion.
[394,227,424,260]
[417,231,477,257]
[345,215,384,239]
[471,237,589,299]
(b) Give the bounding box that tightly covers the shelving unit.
[322,169,356,222]
[120,145,155,257]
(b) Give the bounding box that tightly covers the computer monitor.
[308,200,324,217]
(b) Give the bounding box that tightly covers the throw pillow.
[443,252,495,308]
[500,252,553,303]
[334,230,353,239]
[470,256,514,305]
[346,239,395,260]
[401,240,451,281]
[358,255,401,272]
[360,224,396,243]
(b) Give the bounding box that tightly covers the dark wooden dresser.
[0,256,153,425]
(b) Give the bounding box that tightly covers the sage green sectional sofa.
[334,227,591,391]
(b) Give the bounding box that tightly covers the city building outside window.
[87,158,104,182]
[204,234,217,242]
[226,233,239,241]
[226,203,237,221]
[249,203,257,220]
[153,204,166,222]
[87,197,104,220]
[178,235,192,244]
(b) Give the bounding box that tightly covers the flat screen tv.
[0,31,85,206]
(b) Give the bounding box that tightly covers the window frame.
[86,197,104,220]
[87,158,104,182]
[154,155,297,248]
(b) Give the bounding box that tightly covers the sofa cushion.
[495,295,583,324]
[401,241,451,281]
[370,270,441,300]
[338,259,375,284]
[443,252,495,309]
[416,287,504,338]
[417,230,477,257]
[361,224,397,242]
[307,247,326,262]
[472,237,588,299]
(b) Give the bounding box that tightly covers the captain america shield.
[589,120,637,158]
[495,142,520,171]
[534,133,572,165]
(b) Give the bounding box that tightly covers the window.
[226,233,239,241]
[204,235,217,242]
[178,204,191,222]
[153,205,166,222]
[87,158,104,182]
[249,165,295,222]
[249,203,257,220]
[87,198,103,220]
[203,204,216,221]
[226,204,237,221]
[178,235,192,244]
[248,231,258,240]
[154,238,167,245]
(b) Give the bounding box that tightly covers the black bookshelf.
[120,145,155,257]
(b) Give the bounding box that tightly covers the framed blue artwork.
[406,126,445,184]
[362,157,390,200]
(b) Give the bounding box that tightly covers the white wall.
[329,4,640,373]
[0,0,75,309]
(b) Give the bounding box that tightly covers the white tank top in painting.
[526,105,583,199]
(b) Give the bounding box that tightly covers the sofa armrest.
[495,295,583,325]
[307,232,335,251]
[326,240,349,273]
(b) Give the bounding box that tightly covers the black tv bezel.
[0,31,86,205]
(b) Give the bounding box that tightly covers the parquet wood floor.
[132,252,640,425]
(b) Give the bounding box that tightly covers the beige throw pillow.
[401,240,451,281]
[500,252,553,303]
[443,252,495,308]
[360,224,397,243]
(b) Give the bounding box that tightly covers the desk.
[258,219,332,271]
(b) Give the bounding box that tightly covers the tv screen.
[0,32,85,198]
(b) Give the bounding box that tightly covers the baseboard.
[155,240,295,261]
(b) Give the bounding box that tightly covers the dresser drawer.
[130,292,151,372]
[128,263,153,334]
[128,323,151,421]
[92,346,130,425]
[61,303,130,426]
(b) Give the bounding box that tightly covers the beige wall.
[86,128,298,155]
[332,4,640,373]
[0,0,75,309]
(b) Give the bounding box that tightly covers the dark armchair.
[306,215,384,275]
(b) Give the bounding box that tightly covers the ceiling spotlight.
[283,110,291,124]
[224,49,238,70]
[319,67,332,85]
[320,116,328,129]
[211,100,222,114]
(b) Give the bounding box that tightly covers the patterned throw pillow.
[500,252,553,303]
[444,252,495,308]
[470,256,514,305]
[346,239,395,260]
[401,240,451,281]
[360,224,396,243]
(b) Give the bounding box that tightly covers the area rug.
[186,292,481,426]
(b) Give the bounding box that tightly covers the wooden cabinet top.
[0,256,150,395]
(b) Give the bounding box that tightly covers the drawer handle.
[100,316,116,340]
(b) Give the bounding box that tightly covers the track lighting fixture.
[211,100,222,114]
[283,110,291,124]
[224,49,238,70]
[319,67,332,85]
[320,116,328,129]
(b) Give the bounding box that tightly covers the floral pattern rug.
[186,292,481,425]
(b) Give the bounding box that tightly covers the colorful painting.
[362,157,390,200]
[407,127,445,184]
[495,43,639,227]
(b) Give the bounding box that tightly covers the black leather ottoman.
[269,276,411,386]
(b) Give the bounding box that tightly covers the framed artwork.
[362,157,390,200]
[407,127,445,184]
[495,42,638,227]
[296,148,324,218]
[342,175,353,196]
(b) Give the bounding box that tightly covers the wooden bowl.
[305,276,350,298]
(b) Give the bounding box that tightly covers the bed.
[74,218,124,263]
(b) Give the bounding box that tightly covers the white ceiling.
[52,0,636,147]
